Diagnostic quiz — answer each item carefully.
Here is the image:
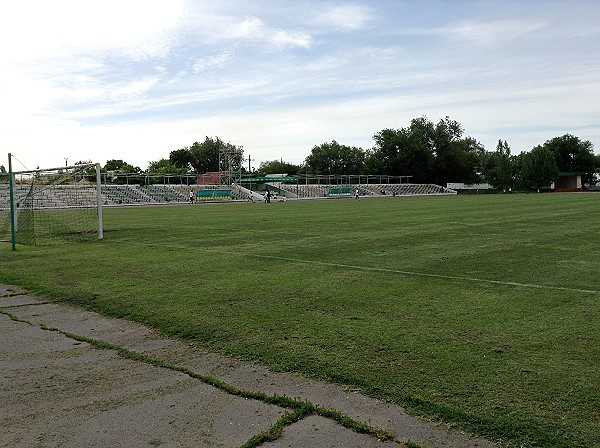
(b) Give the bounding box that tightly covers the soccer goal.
[1,156,103,248]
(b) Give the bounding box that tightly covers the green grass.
[1,193,599,447]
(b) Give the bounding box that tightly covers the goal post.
[95,162,104,240]
[1,155,103,249]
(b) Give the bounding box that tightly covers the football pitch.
[2,193,599,447]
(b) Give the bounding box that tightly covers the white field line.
[121,240,600,295]
[246,254,600,295]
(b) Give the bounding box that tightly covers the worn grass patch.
[1,193,599,447]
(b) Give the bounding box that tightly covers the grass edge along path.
[1,286,593,448]
[5,304,582,448]
[0,308,397,448]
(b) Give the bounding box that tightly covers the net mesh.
[1,164,101,245]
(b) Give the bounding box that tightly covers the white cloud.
[302,55,348,71]
[0,0,185,62]
[270,29,312,49]
[193,50,234,73]
[313,4,373,31]
[227,16,311,49]
[105,78,161,102]
[442,20,546,45]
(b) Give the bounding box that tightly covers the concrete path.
[0,285,499,448]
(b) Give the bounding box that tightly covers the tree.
[449,136,486,185]
[74,160,93,166]
[102,159,142,184]
[103,159,141,173]
[371,129,401,176]
[429,116,471,185]
[371,127,433,181]
[187,136,243,174]
[304,140,365,175]
[72,160,97,180]
[146,158,188,184]
[520,147,559,191]
[258,159,301,176]
[363,149,385,175]
[485,140,514,191]
[148,159,187,174]
[371,116,482,184]
[169,149,193,170]
[538,134,595,183]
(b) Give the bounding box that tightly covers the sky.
[1,0,599,173]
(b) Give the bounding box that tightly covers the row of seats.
[0,185,99,209]
[284,183,455,198]
[1,183,455,209]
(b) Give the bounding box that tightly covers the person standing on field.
[189,190,194,203]
[355,188,359,199]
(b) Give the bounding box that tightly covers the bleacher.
[292,185,330,198]
[278,183,455,199]
[48,185,98,208]
[139,185,186,203]
[101,185,152,205]
[0,185,12,210]
[0,181,455,210]
[1,185,66,209]
[387,184,456,195]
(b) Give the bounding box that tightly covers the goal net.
[1,162,103,246]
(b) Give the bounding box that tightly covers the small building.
[552,172,586,192]
[196,171,222,185]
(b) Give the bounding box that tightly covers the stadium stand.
[1,181,456,210]
[101,185,153,205]
[290,185,330,198]
[140,185,187,203]
[46,185,98,208]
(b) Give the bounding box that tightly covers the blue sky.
[1,0,599,172]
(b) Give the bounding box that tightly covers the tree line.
[97,115,599,190]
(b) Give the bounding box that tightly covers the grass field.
[1,193,599,447]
